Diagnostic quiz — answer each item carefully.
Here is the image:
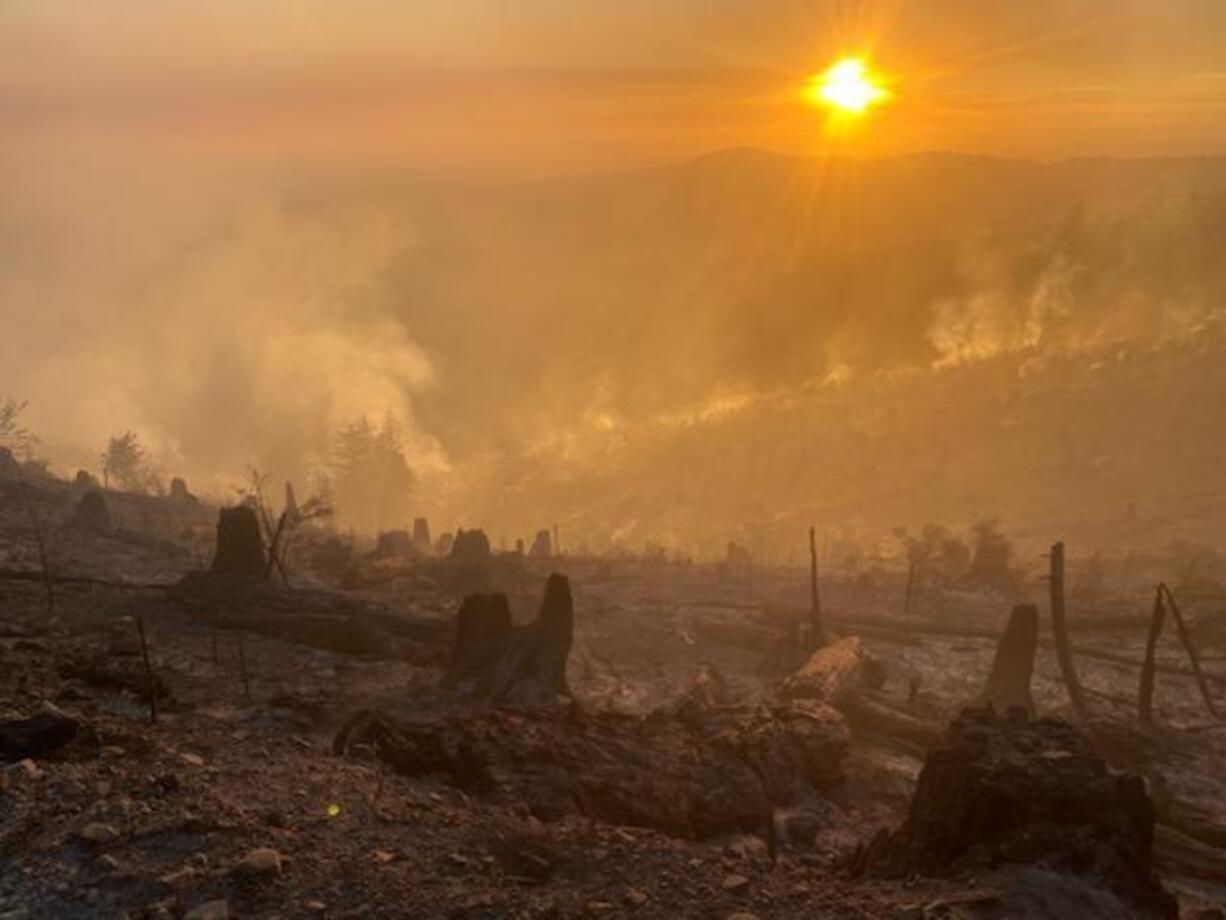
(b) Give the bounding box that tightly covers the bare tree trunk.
[1161,583,1220,720]
[136,615,158,725]
[1138,585,1166,727]
[1049,542,1090,722]
[902,559,917,619]
[809,526,825,646]
[238,634,251,701]
[19,484,54,615]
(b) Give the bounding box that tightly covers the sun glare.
[808,58,890,115]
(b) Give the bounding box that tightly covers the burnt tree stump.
[529,529,553,558]
[70,490,112,533]
[447,573,574,705]
[211,506,267,578]
[977,604,1039,716]
[449,593,513,679]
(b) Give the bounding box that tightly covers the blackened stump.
[978,604,1039,716]
[211,506,267,579]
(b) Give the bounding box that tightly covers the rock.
[721,874,750,893]
[78,822,119,844]
[158,866,200,889]
[778,810,821,846]
[850,708,1176,918]
[0,709,79,762]
[624,889,649,906]
[231,847,284,878]
[726,914,761,920]
[94,854,120,873]
[178,752,206,768]
[184,900,230,920]
[14,759,43,780]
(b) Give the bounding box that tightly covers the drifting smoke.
[5,151,1226,552]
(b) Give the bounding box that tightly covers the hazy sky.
[5,1,1226,175]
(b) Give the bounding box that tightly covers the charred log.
[334,697,848,839]
[172,572,451,663]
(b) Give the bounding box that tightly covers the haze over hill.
[6,148,1226,557]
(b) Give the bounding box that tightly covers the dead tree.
[1138,585,1165,727]
[977,604,1038,716]
[808,526,825,646]
[18,482,54,614]
[135,616,158,725]
[1160,583,1220,720]
[902,558,917,619]
[1048,542,1091,723]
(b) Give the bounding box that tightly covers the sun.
[807,58,890,115]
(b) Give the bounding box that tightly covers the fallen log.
[334,697,849,839]
[0,569,171,590]
[171,572,451,663]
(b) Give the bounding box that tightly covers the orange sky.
[4,1,1226,175]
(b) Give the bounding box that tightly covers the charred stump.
[850,708,1176,918]
[374,530,414,559]
[529,529,553,558]
[168,477,198,505]
[412,517,432,553]
[211,506,267,579]
[70,490,112,533]
[449,593,513,679]
[446,573,574,705]
[977,604,1039,716]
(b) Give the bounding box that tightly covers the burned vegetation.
[1,452,1225,919]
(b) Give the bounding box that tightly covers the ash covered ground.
[2,470,1225,919]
